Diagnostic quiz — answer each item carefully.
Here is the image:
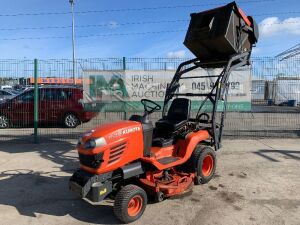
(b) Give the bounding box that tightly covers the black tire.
[114,184,147,224]
[0,114,10,129]
[154,191,164,203]
[191,145,217,185]
[63,113,80,128]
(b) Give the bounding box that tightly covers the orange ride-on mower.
[69,2,258,223]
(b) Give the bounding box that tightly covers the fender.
[177,129,210,159]
[141,130,210,170]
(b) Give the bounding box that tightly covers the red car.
[0,86,98,128]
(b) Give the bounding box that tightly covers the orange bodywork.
[77,120,210,174]
[78,120,144,174]
[138,130,210,197]
[75,120,211,200]
[238,8,252,27]
[141,130,210,170]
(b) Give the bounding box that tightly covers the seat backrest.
[167,98,191,121]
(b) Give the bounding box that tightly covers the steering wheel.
[141,99,161,115]
[198,113,210,123]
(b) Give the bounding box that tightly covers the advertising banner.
[83,68,251,112]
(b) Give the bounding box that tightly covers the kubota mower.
[69,1,258,223]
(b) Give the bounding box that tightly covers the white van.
[0,85,13,91]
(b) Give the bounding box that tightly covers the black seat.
[155,98,191,133]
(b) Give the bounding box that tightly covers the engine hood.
[81,120,142,142]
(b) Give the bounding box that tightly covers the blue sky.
[0,0,299,59]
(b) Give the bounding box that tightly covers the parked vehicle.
[0,85,13,91]
[0,90,17,102]
[0,86,98,128]
[19,85,34,93]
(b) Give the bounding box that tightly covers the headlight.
[83,137,106,149]
[83,139,96,149]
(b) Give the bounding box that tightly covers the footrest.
[157,156,180,165]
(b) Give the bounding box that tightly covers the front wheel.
[191,146,217,185]
[114,184,147,223]
[0,114,10,129]
[63,113,80,128]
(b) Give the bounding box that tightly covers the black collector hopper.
[184,1,259,67]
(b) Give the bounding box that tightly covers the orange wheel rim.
[127,195,143,217]
[202,154,214,177]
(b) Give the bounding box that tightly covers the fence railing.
[0,57,299,143]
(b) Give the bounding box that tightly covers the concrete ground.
[0,139,299,225]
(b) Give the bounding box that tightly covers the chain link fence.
[0,57,299,143]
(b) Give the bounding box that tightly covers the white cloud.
[166,50,186,58]
[108,21,119,29]
[259,17,300,38]
[251,47,261,54]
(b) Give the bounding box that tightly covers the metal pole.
[122,57,127,119]
[34,59,39,143]
[70,0,76,84]
[122,57,126,70]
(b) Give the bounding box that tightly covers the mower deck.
[139,169,195,199]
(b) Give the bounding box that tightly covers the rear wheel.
[114,184,147,223]
[0,114,9,129]
[63,113,80,128]
[191,145,216,185]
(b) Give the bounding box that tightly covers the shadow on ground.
[0,133,82,144]
[0,139,120,224]
[253,149,300,162]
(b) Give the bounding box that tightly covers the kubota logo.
[122,126,140,134]
[108,126,141,139]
